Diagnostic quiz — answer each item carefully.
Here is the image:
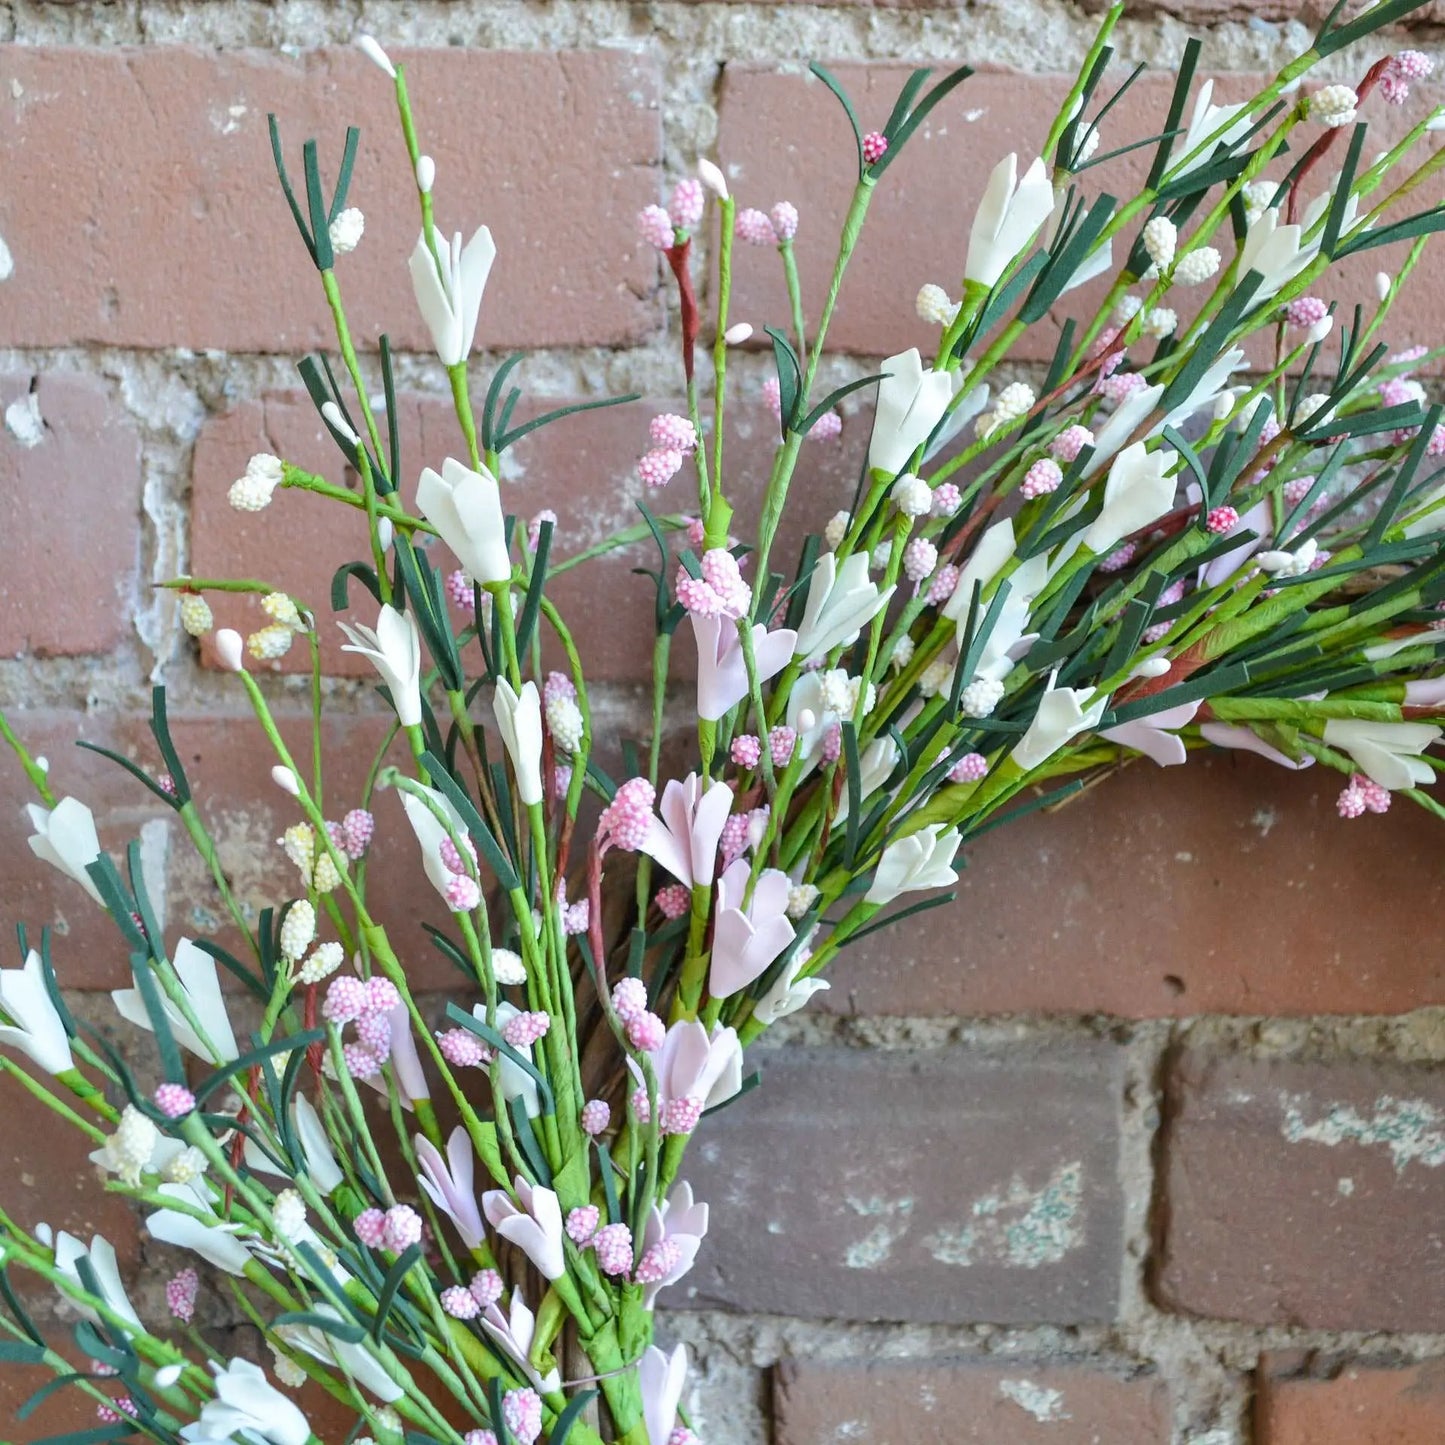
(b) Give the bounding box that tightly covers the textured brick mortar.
[4,3,1445,1444]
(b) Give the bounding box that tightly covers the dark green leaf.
[1146,38,1200,188]
[766,326,803,435]
[371,1244,422,1342]
[74,742,176,808]
[872,65,974,175]
[841,721,863,868]
[795,374,885,439]
[444,1003,554,1114]
[272,1310,369,1345]
[192,1030,326,1107]
[498,394,641,454]
[550,1389,601,1444]
[328,126,362,224]
[515,519,553,658]
[331,561,383,613]
[267,114,315,263]
[810,62,864,178]
[481,354,526,454]
[304,138,334,270]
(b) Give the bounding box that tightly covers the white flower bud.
[321,401,359,445]
[723,322,753,345]
[271,1352,308,1390]
[1212,389,1240,423]
[1296,393,1333,428]
[298,941,345,985]
[280,901,316,962]
[797,708,817,734]
[891,473,933,518]
[357,35,396,78]
[415,155,435,194]
[786,883,819,919]
[1173,247,1220,286]
[823,510,850,551]
[1074,122,1101,164]
[155,1365,184,1390]
[1305,315,1334,345]
[376,516,395,551]
[247,624,296,662]
[890,634,916,671]
[1142,217,1177,271]
[490,948,527,986]
[697,157,729,199]
[919,657,955,698]
[1309,84,1358,128]
[271,765,301,797]
[1243,180,1275,225]
[228,453,283,512]
[993,382,1035,421]
[1142,307,1177,338]
[273,1188,307,1241]
[261,592,306,631]
[1375,271,1392,302]
[328,207,365,255]
[959,676,1005,718]
[1113,294,1143,325]
[546,694,585,754]
[215,628,245,672]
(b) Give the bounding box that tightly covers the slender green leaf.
[810,62,864,177]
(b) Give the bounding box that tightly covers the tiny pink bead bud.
[567,1205,601,1245]
[470,1268,504,1308]
[731,734,762,769]
[904,538,937,584]
[355,1011,393,1061]
[1206,505,1239,535]
[638,448,684,489]
[503,1388,543,1445]
[631,1086,652,1123]
[343,1043,382,1080]
[634,1238,684,1285]
[593,1222,634,1276]
[1020,458,1063,500]
[1099,541,1137,573]
[383,1205,423,1252]
[821,722,843,765]
[931,482,962,517]
[158,772,177,797]
[770,201,799,241]
[669,1431,699,1445]
[808,410,843,442]
[446,569,476,612]
[323,975,368,1025]
[464,1433,499,1445]
[503,1010,551,1048]
[769,726,797,768]
[684,516,706,550]
[355,1209,388,1248]
[655,883,691,919]
[582,1098,612,1135]
[1050,425,1094,463]
[528,509,558,550]
[661,1096,703,1136]
[650,413,698,452]
[862,131,889,164]
[627,1010,666,1052]
[1285,295,1328,327]
[948,752,989,784]
[637,204,675,250]
[669,177,705,230]
[1337,781,1367,819]
[563,898,590,935]
[166,1268,199,1323]
[441,1285,480,1319]
[762,375,782,419]
[445,874,482,912]
[154,1082,195,1119]
[927,564,960,607]
[735,207,774,245]
[437,1028,490,1068]
[1283,476,1315,506]
[439,835,476,874]
[612,976,649,1021]
[1390,48,1433,80]
[364,977,401,1015]
[599,778,657,853]
[1099,371,1147,404]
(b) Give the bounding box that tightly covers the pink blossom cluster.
[639,412,700,490]
[355,1203,424,1253]
[322,972,403,1079]
[1337,773,1392,817]
[1380,49,1433,105]
[676,548,751,619]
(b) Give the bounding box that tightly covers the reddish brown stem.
[665,239,700,383]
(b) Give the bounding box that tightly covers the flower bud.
[215,628,245,672]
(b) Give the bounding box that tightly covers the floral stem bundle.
[7,6,1445,1442]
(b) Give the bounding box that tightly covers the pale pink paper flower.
[1199,721,1313,769]
[1100,701,1201,767]
[637,1181,709,1307]
[637,772,735,888]
[640,1019,744,1118]
[710,859,795,999]
[690,612,797,722]
[415,1127,485,1250]
[480,1289,560,1394]
[640,1344,690,1445]
[482,1175,566,1280]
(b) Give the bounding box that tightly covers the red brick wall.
[3,6,1445,1443]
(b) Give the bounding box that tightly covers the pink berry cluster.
[947,752,989,784]
[1098,370,1148,405]
[599,777,656,854]
[762,375,841,440]
[166,1267,199,1323]
[446,569,477,613]
[502,1387,543,1445]
[1337,773,1392,817]
[927,564,960,607]
[1020,458,1063,500]
[736,202,800,244]
[1285,295,1328,328]
[322,972,402,1079]
[862,131,889,164]
[502,1010,551,1049]
[435,830,481,912]
[354,1203,424,1253]
[153,1082,195,1119]
[436,1026,493,1069]
[655,882,691,919]
[720,806,769,868]
[614,976,667,1052]
[582,1098,612,1135]
[1143,579,1187,643]
[1099,541,1137,574]
[904,536,937,584]
[1380,49,1433,105]
[639,412,700,490]
[571,1211,684,1287]
[932,482,962,517]
[1051,425,1094,463]
[676,548,751,619]
[528,508,558,551]
[1205,505,1240,535]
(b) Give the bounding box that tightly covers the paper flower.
[178,1359,312,1445]
[638,773,733,890]
[112,938,238,1065]
[865,825,961,906]
[754,946,829,1025]
[1198,721,1313,769]
[1011,673,1110,772]
[476,1002,543,1117]
[416,1127,485,1251]
[493,678,544,806]
[964,153,1055,288]
[793,551,894,663]
[1237,189,1355,302]
[25,797,104,905]
[481,1289,561,1395]
[146,1182,253,1274]
[417,456,511,587]
[1322,719,1442,790]
[245,1095,344,1195]
[50,1231,141,1330]
[1168,79,1254,180]
[408,225,496,366]
[381,1001,430,1108]
[0,950,72,1075]
[482,1175,566,1280]
[646,1020,744,1115]
[690,613,796,721]
[639,1343,689,1445]
[1100,701,1200,767]
[398,784,474,901]
[867,348,957,475]
[637,1182,709,1308]
[1082,442,1178,554]
[339,605,422,727]
[274,1306,402,1402]
[710,860,795,999]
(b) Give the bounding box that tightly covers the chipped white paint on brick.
[999,1378,1069,1422]
[1281,1092,1445,1172]
[4,391,44,447]
[841,1194,913,1269]
[1251,805,1279,837]
[925,1162,1084,1269]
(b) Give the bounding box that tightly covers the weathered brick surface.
[1157,1050,1445,1332]
[718,68,1437,361]
[829,750,1445,1018]
[189,389,864,680]
[679,1042,1125,1324]
[1256,1359,1445,1444]
[775,1357,1171,1442]
[0,373,143,658]
[0,47,660,352]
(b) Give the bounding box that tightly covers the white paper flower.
[244,1095,344,1195]
[179,1359,312,1445]
[1010,672,1110,771]
[51,1231,141,1330]
[1082,441,1178,554]
[1323,719,1441,791]
[0,949,72,1075]
[964,153,1055,288]
[112,937,239,1064]
[25,797,104,905]
[865,825,961,906]
[398,784,472,900]
[275,1306,404,1402]
[146,1182,253,1274]
[408,225,496,366]
[754,948,829,1026]
[482,1175,566,1280]
[492,678,544,806]
[793,551,894,663]
[868,348,957,475]
[1167,79,1254,180]
[339,604,422,728]
[416,455,511,587]
[640,1343,690,1445]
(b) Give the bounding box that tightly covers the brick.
[1157,1050,1445,1331]
[1256,1359,1445,1444]
[678,1041,1125,1324]
[0,47,659,352]
[0,373,142,658]
[190,388,864,681]
[718,67,1436,361]
[775,1357,1170,1443]
[3,1361,100,1441]
[825,749,1445,1018]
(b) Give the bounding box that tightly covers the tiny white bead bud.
[271,765,301,797]
[376,517,395,551]
[797,708,817,733]
[891,474,933,518]
[357,35,396,79]
[992,382,1035,421]
[328,207,364,256]
[273,1188,307,1240]
[34,756,48,773]
[215,628,245,672]
[1375,271,1392,302]
[1309,84,1358,128]
[1142,217,1177,272]
[1113,294,1143,324]
[697,157,729,200]
[1212,389,1240,423]
[1173,247,1221,286]
[179,593,214,637]
[723,322,753,345]
[915,283,957,326]
[415,155,435,194]
[321,402,360,445]
[1142,307,1177,338]
[154,1365,184,1389]
[823,510,850,551]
